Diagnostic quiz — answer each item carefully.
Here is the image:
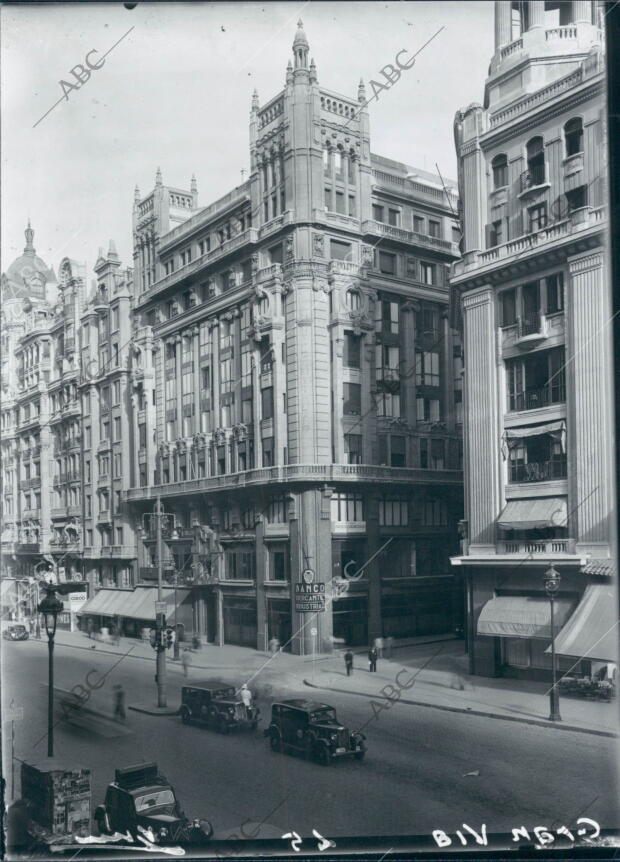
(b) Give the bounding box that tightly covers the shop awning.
[477,595,575,639]
[497,497,567,530]
[547,584,619,662]
[77,586,190,621]
[502,421,566,458]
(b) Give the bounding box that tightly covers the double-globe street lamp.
[544,564,562,722]
[37,579,89,756]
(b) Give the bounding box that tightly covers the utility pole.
[155,496,167,708]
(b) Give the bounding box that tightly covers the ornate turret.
[155,166,163,187]
[293,19,309,70]
[134,185,140,204]
[24,220,35,255]
[190,174,198,194]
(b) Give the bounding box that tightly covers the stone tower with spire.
[132,167,199,298]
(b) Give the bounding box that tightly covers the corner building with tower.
[451,1,617,679]
[124,23,464,654]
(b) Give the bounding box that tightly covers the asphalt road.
[3,637,619,849]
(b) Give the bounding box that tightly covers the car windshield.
[214,688,235,698]
[134,789,176,813]
[309,708,337,723]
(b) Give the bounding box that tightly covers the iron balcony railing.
[510,383,565,412]
[509,459,568,483]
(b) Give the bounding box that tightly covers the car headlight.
[158,827,168,839]
[192,819,200,828]
[330,733,338,742]
[228,707,235,715]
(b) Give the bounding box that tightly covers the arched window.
[564,118,583,157]
[492,153,508,189]
[526,136,545,185]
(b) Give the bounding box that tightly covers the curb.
[129,703,180,716]
[302,679,618,739]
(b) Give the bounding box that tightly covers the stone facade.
[451,1,615,678]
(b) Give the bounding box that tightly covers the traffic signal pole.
[155,496,167,708]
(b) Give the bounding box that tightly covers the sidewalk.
[30,627,619,737]
[302,640,620,738]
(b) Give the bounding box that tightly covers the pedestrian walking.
[113,684,126,723]
[181,648,192,678]
[374,636,384,658]
[269,636,280,655]
[344,649,354,676]
[87,619,93,639]
[368,646,378,672]
[239,683,253,718]
[386,635,394,658]
[28,617,35,636]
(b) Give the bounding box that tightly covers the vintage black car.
[3,624,29,641]
[264,699,366,765]
[178,682,260,733]
[94,762,213,845]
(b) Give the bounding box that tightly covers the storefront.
[77,585,191,638]
[381,582,455,638]
[266,597,292,652]
[332,596,368,646]
[223,596,257,647]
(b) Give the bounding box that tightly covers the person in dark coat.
[344,649,354,676]
[368,646,378,672]
[113,684,126,722]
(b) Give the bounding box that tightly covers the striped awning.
[77,586,190,621]
[547,584,619,662]
[497,497,567,530]
[478,595,575,639]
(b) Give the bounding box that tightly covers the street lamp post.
[544,565,562,722]
[37,585,64,757]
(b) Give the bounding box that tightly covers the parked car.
[264,699,366,765]
[95,762,213,845]
[178,683,259,733]
[3,624,29,641]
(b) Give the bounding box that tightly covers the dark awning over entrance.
[78,586,189,621]
[477,595,574,639]
[497,497,567,530]
[547,584,618,662]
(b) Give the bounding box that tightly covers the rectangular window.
[388,208,400,227]
[113,381,121,405]
[415,350,440,387]
[379,499,408,526]
[417,397,440,423]
[528,203,548,232]
[343,382,361,415]
[431,438,445,469]
[269,244,283,265]
[344,433,363,465]
[267,495,288,523]
[390,435,406,467]
[490,220,504,248]
[114,417,121,441]
[261,387,274,420]
[334,151,343,178]
[343,332,361,368]
[501,289,517,326]
[378,251,396,275]
[225,549,256,581]
[348,195,356,217]
[335,191,346,214]
[270,548,289,582]
[419,438,428,468]
[330,492,364,523]
[377,391,400,418]
[330,240,352,261]
[382,300,399,334]
[262,437,274,467]
[420,262,436,285]
[413,215,424,233]
[566,185,587,212]
[324,187,332,211]
[372,204,384,222]
[114,453,122,477]
[428,220,441,238]
[546,272,564,314]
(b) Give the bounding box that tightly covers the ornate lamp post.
[37,585,64,756]
[544,565,562,722]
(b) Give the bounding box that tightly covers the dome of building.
[2,222,55,301]
[293,19,309,49]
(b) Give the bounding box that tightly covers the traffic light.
[165,628,176,649]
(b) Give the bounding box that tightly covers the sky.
[1,0,494,278]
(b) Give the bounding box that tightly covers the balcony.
[20,477,41,491]
[361,219,458,255]
[21,508,41,520]
[124,462,462,502]
[519,165,548,196]
[509,459,567,484]
[97,510,111,524]
[497,538,575,555]
[98,545,136,558]
[509,384,565,412]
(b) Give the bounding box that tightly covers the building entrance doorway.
[332,596,368,646]
[267,598,292,652]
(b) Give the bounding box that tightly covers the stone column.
[175,335,183,439]
[568,252,615,555]
[462,288,502,551]
[332,330,345,462]
[365,494,382,643]
[572,0,591,23]
[441,312,455,432]
[494,0,512,48]
[528,0,545,29]
[401,302,419,429]
[255,517,268,651]
[211,321,220,428]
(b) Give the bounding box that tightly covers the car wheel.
[354,750,366,761]
[217,716,229,735]
[316,744,331,766]
[180,707,191,725]
[269,729,282,752]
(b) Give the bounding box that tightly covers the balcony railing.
[519,165,547,192]
[509,459,568,483]
[518,312,544,338]
[498,538,575,555]
[510,384,565,412]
